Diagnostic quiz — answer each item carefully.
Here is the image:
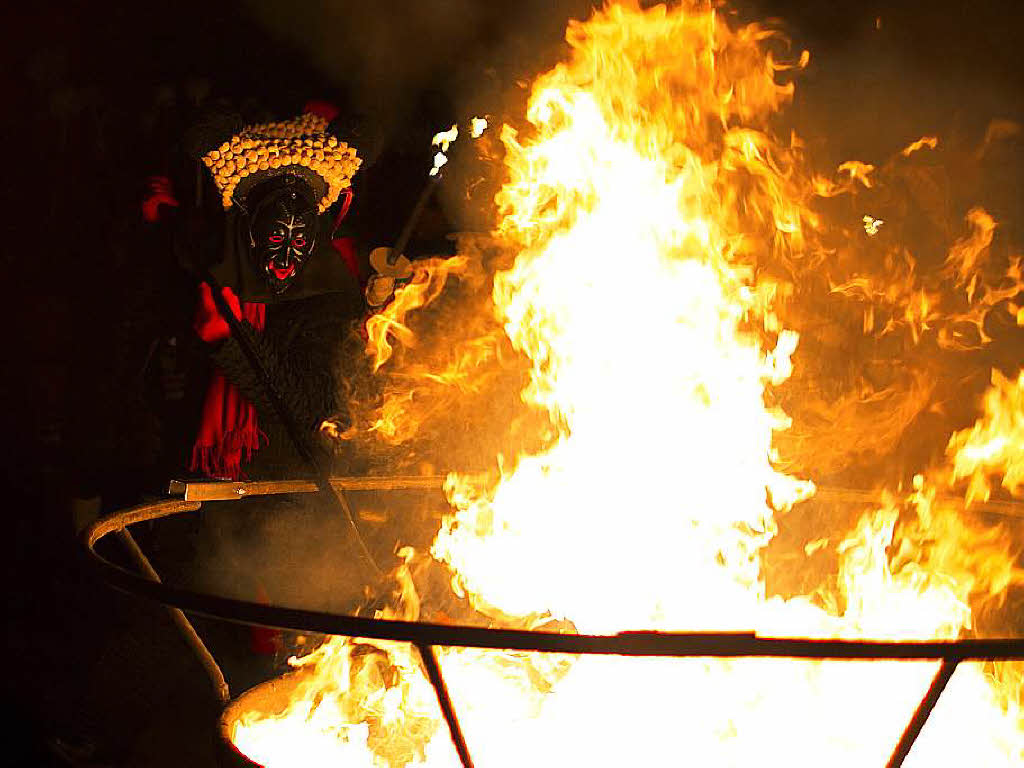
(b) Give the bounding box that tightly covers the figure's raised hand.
[141,175,179,223]
[193,282,242,343]
[365,247,413,307]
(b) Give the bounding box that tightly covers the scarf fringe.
[190,299,267,480]
[190,426,267,480]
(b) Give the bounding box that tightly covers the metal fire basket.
[83,478,1024,768]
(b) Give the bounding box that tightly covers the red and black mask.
[247,178,319,294]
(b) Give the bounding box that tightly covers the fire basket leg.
[885,658,960,768]
[415,642,476,768]
[116,530,230,703]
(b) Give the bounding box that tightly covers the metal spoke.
[885,658,960,768]
[416,642,475,768]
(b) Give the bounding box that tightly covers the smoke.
[189,488,450,614]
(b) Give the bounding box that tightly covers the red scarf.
[190,302,267,479]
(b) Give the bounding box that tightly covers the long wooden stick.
[203,271,383,580]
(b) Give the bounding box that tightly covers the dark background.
[2,1,1023,765]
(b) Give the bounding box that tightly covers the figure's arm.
[248,291,361,433]
[193,283,354,444]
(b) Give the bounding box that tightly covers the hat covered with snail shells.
[201,112,361,214]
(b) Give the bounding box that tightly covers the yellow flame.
[837,160,876,188]
[232,3,1024,766]
[948,369,1024,505]
[826,202,1021,352]
[365,256,469,372]
[901,135,939,156]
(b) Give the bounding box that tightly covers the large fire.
[232,2,1024,765]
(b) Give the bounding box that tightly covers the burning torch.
[366,118,488,307]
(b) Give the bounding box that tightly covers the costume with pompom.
[189,112,365,480]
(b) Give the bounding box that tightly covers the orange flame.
[948,369,1024,505]
[232,3,1024,766]
[901,135,939,157]
[365,256,469,372]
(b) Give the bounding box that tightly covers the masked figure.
[189,112,364,479]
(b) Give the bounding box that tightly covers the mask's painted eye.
[268,234,285,243]
[292,236,306,248]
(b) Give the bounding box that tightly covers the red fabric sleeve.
[331,236,365,286]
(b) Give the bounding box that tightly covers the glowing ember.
[863,215,884,235]
[469,117,488,139]
[232,2,1024,766]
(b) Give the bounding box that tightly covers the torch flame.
[432,124,459,153]
[470,117,488,138]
